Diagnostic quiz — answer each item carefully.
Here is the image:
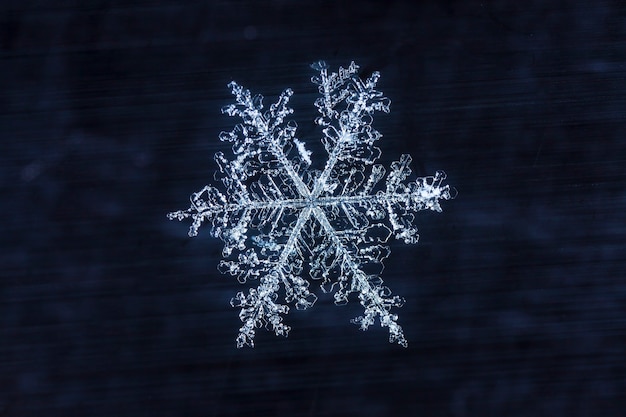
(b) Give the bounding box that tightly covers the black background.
[2,1,626,416]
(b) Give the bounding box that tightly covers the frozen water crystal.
[168,61,454,348]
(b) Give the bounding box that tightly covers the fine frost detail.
[168,61,454,348]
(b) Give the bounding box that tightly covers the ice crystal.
[168,61,454,348]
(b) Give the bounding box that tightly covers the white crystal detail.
[168,61,454,348]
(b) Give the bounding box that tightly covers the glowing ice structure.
[168,61,453,347]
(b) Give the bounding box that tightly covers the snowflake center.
[305,195,317,208]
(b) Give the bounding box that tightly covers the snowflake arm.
[168,61,454,348]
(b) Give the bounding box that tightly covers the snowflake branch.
[312,207,408,347]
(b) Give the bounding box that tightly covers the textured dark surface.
[2,1,626,416]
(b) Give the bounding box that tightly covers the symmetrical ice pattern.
[168,61,453,348]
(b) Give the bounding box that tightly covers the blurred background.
[2,1,625,416]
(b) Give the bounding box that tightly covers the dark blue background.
[2,1,625,416]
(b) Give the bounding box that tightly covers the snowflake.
[167,61,454,348]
